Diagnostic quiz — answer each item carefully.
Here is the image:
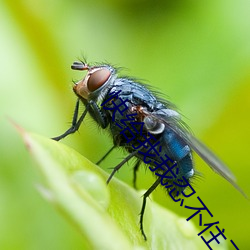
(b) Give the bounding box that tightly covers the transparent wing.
[149,110,247,198]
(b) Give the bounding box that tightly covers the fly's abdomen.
[162,128,194,179]
[132,127,194,196]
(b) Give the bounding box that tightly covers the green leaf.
[19,128,227,250]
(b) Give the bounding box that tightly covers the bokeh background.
[0,1,250,249]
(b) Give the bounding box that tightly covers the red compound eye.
[87,68,111,92]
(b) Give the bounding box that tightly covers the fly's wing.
[182,132,248,198]
[150,110,247,198]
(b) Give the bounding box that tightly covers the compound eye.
[87,68,111,92]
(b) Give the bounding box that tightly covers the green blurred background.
[0,0,250,249]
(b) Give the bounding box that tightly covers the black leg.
[89,100,108,129]
[96,145,116,165]
[72,99,80,125]
[133,159,141,189]
[52,100,89,141]
[106,149,141,184]
[140,177,161,240]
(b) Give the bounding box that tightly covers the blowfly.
[52,60,246,239]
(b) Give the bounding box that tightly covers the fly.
[52,60,246,240]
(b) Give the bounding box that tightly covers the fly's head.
[72,61,116,102]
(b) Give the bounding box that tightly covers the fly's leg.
[52,99,88,141]
[133,159,141,189]
[107,148,142,184]
[140,177,161,240]
[52,99,108,141]
[89,100,107,129]
[96,145,116,165]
